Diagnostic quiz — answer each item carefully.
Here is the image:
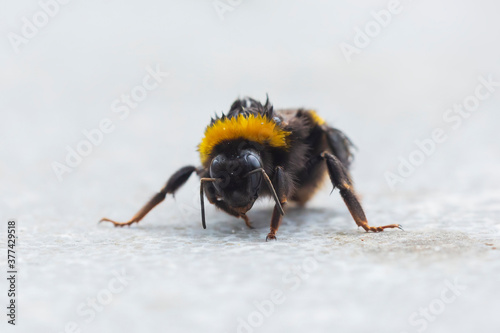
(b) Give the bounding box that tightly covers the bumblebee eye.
[209,155,227,190]
[244,152,263,195]
[247,170,262,195]
[245,152,262,170]
[209,156,221,175]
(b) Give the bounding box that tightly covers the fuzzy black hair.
[210,95,275,125]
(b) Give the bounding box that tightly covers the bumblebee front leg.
[100,166,197,227]
[266,166,290,241]
[320,152,402,232]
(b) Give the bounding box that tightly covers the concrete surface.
[6,188,499,333]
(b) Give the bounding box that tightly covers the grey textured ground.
[5,188,500,332]
[2,1,500,332]
[5,187,499,333]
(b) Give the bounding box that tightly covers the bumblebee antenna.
[245,168,285,216]
[200,178,218,229]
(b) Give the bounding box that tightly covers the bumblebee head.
[209,149,263,211]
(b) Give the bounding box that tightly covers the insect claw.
[266,234,277,241]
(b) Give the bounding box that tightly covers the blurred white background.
[1,1,499,333]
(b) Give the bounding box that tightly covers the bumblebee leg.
[321,152,402,232]
[242,215,254,229]
[100,166,197,227]
[324,126,355,169]
[266,166,290,241]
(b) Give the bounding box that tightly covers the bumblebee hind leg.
[290,125,354,206]
[320,152,402,232]
[324,126,355,169]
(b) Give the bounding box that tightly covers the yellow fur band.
[198,114,290,164]
[309,110,326,126]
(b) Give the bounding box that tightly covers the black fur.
[203,97,356,239]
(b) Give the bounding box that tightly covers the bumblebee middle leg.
[320,152,402,232]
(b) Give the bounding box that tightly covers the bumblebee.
[100,97,402,240]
